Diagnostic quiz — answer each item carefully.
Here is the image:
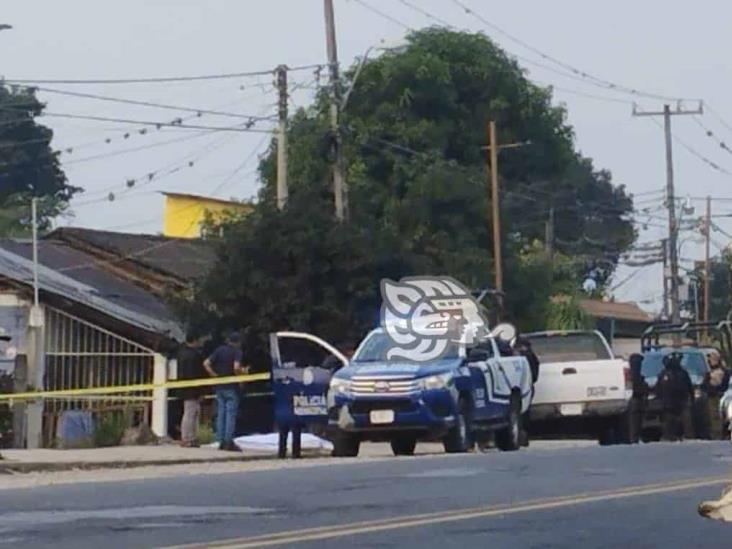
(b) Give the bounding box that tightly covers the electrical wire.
[351,0,412,29]
[692,116,732,157]
[448,0,696,103]
[27,85,276,121]
[4,64,324,85]
[40,112,273,133]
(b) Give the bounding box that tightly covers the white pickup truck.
[524,330,632,444]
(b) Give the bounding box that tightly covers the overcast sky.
[3,0,732,312]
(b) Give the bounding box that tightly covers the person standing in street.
[204,332,248,451]
[628,353,649,443]
[655,353,694,441]
[177,333,205,447]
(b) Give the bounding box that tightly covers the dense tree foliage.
[0,86,77,235]
[184,29,636,362]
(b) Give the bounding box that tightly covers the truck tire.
[332,431,360,457]
[496,395,522,452]
[443,398,471,453]
[390,437,417,456]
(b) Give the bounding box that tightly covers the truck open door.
[270,331,348,457]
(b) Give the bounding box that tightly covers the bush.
[93,412,127,447]
[196,423,216,446]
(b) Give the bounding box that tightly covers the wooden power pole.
[275,65,288,210]
[488,121,503,299]
[633,102,703,324]
[324,0,348,220]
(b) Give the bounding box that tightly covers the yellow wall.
[163,194,252,238]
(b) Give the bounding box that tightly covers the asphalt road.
[1,441,731,548]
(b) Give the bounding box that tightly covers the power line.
[28,85,276,121]
[352,0,411,29]
[448,0,695,103]
[648,118,732,176]
[40,112,273,133]
[692,116,732,156]
[3,64,324,85]
[396,0,454,27]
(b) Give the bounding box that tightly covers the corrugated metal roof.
[47,227,216,282]
[0,242,183,339]
[579,299,651,323]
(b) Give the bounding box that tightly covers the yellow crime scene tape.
[0,372,271,402]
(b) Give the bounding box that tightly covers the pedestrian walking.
[204,332,248,451]
[628,353,649,443]
[514,335,539,447]
[703,350,730,440]
[177,333,205,447]
[655,353,694,441]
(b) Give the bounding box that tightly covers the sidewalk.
[0,445,256,473]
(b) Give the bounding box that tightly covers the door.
[270,331,348,428]
[466,339,508,420]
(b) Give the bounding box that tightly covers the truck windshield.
[527,333,611,363]
[641,352,708,379]
[353,332,461,362]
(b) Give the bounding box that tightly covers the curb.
[0,454,276,474]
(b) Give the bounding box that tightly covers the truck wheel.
[496,395,522,452]
[390,437,417,456]
[443,398,471,453]
[332,431,360,457]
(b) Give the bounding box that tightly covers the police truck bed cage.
[641,321,732,360]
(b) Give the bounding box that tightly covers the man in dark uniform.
[655,352,694,441]
[628,353,649,443]
[177,333,205,447]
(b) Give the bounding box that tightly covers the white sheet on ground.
[233,433,333,453]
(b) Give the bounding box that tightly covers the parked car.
[639,347,711,440]
[326,326,534,457]
[524,330,632,445]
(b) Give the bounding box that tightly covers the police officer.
[627,354,649,443]
[655,352,694,441]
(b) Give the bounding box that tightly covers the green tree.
[185,28,635,355]
[0,85,77,235]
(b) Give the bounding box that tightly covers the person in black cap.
[204,332,248,451]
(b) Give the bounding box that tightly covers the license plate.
[587,386,607,398]
[370,410,395,424]
[560,403,584,416]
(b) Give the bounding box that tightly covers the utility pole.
[488,121,502,300]
[482,122,530,310]
[324,0,348,220]
[661,238,669,320]
[545,206,555,260]
[704,195,711,323]
[275,65,288,210]
[633,102,703,324]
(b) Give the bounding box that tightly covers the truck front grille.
[351,376,419,396]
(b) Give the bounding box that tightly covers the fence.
[42,307,155,447]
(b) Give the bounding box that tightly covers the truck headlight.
[418,373,453,390]
[329,377,352,395]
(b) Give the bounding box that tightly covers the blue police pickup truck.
[270,326,533,458]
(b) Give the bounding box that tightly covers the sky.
[3,0,732,313]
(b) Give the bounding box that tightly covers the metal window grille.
[42,307,155,447]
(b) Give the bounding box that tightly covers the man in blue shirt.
[204,332,248,451]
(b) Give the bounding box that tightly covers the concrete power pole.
[324,0,348,220]
[275,65,288,210]
[661,238,669,320]
[633,102,703,324]
[704,195,711,323]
